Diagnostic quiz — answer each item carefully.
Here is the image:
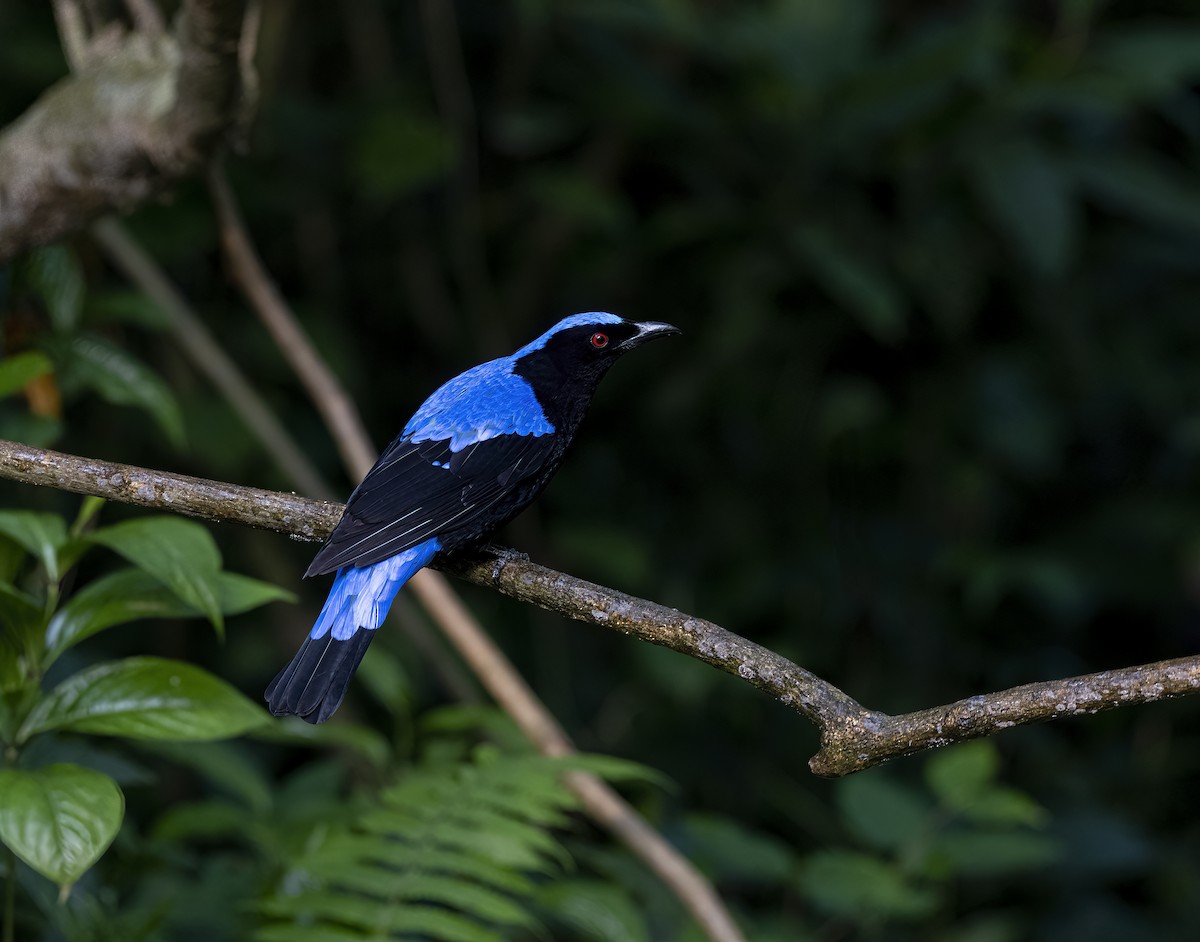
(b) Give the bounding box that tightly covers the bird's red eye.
[591,332,609,348]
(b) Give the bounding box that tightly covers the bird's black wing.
[306,432,557,576]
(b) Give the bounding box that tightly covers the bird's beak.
[620,321,682,350]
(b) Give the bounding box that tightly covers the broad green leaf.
[46,567,293,663]
[0,351,53,398]
[836,773,932,850]
[0,763,123,887]
[0,509,67,581]
[214,572,296,615]
[19,656,268,742]
[64,335,185,446]
[23,244,84,331]
[799,850,940,921]
[88,517,225,634]
[45,569,187,662]
[925,740,998,811]
[792,225,906,343]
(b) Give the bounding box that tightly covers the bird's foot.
[485,544,530,582]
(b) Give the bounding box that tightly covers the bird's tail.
[265,539,440,723]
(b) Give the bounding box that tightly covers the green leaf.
[799,850,940,921]
[931,830,1059,876]
[836,773,932,850]
[678,813,794,885]
[0,351,54,399]
[19,656,268,742]
[970,138,1076,276]
[0,509,67,581]
[46,567,293,663]
[353,642,412,716]
[1094,27,1200,98]
[89,517,225,635]
[140,741,272,813]
[152,799,254,843]
[957,787,1049,828]
[214,572,296,614]
[538,879,650,942]
[254,717,392,770]
[0,582,46,691]
[45,569,187,662]
[23,244,84,331]
[85,289,171,329]
[1068,152,1200,235]
[64,335,185,446]
[792,225,906,343]
[0,763,123,887]
[925,740,998,811]
[259,749,617,941]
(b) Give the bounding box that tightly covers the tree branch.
[0,0,248,261]
[2,437,1197,776]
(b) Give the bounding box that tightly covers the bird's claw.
[486,544,530,582]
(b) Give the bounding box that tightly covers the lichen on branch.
[1,437,1196,776]
[0,0,248,261]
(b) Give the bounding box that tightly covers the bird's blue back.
[403,312,624,451]
[265,311,666,724]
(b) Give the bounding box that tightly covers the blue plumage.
[403,362,554,451]
[266,312,679,723]
[310,539,440,641]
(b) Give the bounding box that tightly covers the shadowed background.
[3,1,1200,939]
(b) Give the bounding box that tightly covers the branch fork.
[2,437,1196,778]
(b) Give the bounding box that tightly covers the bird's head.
[512,312,680,393]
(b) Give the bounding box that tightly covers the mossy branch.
[0,0,248,261]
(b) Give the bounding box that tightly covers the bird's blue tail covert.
[265,538,440,722]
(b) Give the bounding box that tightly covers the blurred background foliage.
[3,0,1200,938]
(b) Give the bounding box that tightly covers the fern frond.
[258,749,649,940]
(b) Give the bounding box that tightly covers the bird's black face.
[513,317,680,422]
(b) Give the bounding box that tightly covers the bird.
[265,312,680,723]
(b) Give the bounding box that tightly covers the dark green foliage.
[0,509,279,895]
[4,0,1200,938]
[259,750,653,942]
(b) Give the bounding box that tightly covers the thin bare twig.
[122,0,165,37]
[90,219,333,500]
[205,166,377,478]
[51,0,90,70]
[2,439,1198,780]
[204,171,746,941]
